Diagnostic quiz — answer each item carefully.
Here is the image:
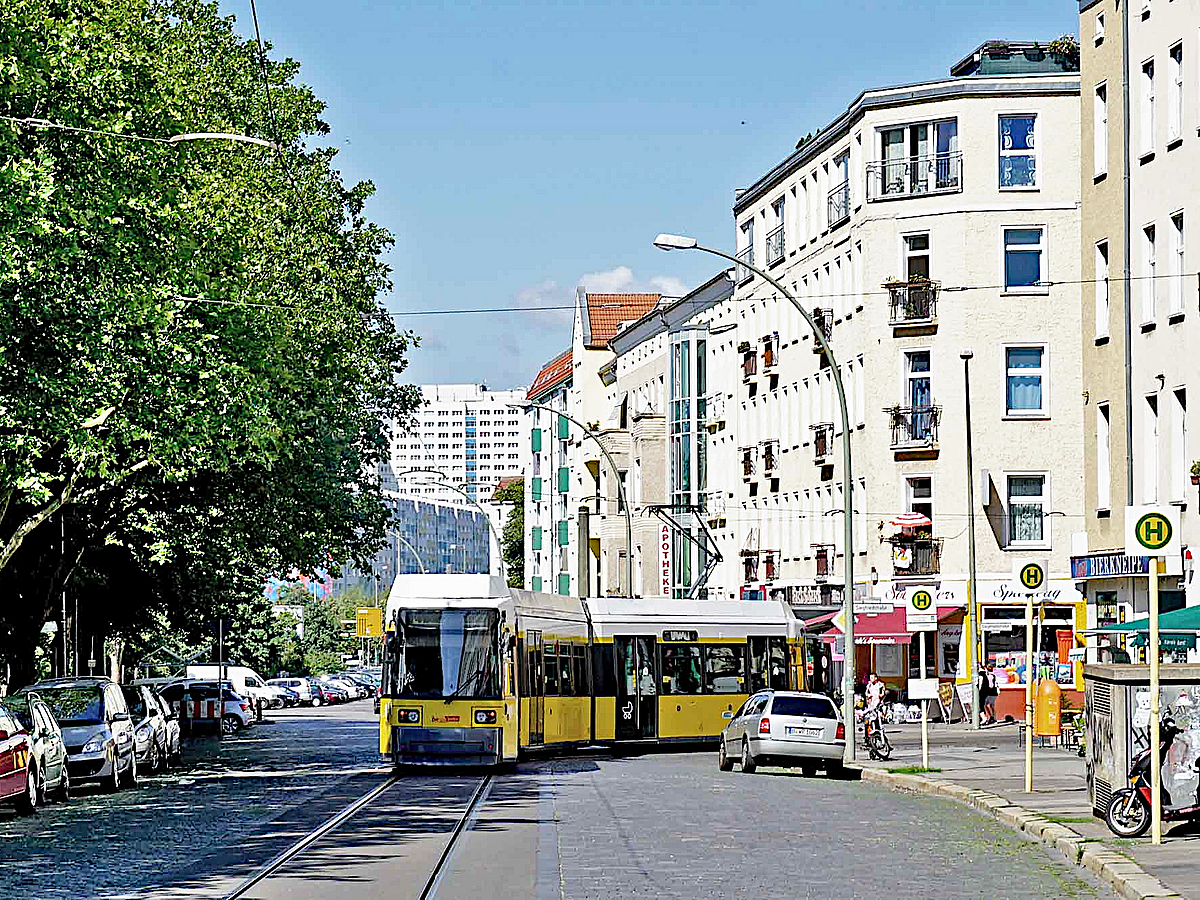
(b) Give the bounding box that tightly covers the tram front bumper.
[393,727,501,766]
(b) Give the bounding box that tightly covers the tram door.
[615,636,657,741]
[527,630,544,745]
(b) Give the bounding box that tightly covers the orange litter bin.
[1034,677,1061,736]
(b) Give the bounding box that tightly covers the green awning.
[1092,604,1200,634]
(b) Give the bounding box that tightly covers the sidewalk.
[855,722,1199,900]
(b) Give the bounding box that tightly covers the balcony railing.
[736,246,754,285]
[886,405,942,448]
[741,448,756,479]
[811,308,832,352]
[765,224,785,265]
[811,423,833,461]
[742,550,760,582]
[764,551,778,582]
[886,280,940,324]
[866,151,963,201]
[827,179,850,227]
[888,537,943,576]
[742,351,757,380]
[813,545,833,580]
[761,440,778,473]
[761,333,779,370]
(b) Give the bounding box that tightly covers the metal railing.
[761,335,778,369]
[742,552,760,582]
[812,423,833,460]
[827,179,850,226]
[814,545,833,579]
[762,441,778,473]
[764,551,778,582]
[811,308,832,351]
[867,151,963,201]
[742,351,757,379]
[888,537,943,576]
[741,450,756,478]
[736,246,754,285]
[886,280,940,324]
[765,224,785,265]
[886,405,941,447]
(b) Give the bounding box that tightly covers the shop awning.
[798,610,839,630]
[824,608,912,645]
[1087,604,1200,635]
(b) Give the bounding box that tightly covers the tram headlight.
[396,708,420,724]
[473,709,497,725]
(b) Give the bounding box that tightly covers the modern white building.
[714,41,1084,688]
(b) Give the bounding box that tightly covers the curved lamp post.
[508,400,634,598]
[653,232,857,762]
[413,479,507,583]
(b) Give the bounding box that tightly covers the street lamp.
[962,348,981,729]
[508,400,635,598]
[655,233,857,761]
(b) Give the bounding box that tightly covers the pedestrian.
[978,662,998,725]
[865,672,886,710]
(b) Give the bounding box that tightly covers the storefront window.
[907,634,937,677]
[875,644,904,677]
[981,604,1075,683]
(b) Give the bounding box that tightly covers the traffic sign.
[356,607,383,639]
[1125,505,1181,558]
[1012,558,1047,593]
[906,588,937,631]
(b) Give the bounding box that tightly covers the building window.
[767,196,786,265]
[1170,213,1185,315]
[1094,83,1108,176]
[1007,476,1046,545]
[1005,347,1046,416]
[1097,403,1112,511]
[1142,224,1157,324]
[1095,241,1110,338]
[871,119,959,200]
[1169,44,1183,143]
[1172,389,1188,502]
[999,115,1037,188]
[1144,394,1160,503]
[1095,11,1105,43]
[1004,227,1045,290]
[1142,60,1156,155]
[905,476,934,525]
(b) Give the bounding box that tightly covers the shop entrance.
[615,635,657,740]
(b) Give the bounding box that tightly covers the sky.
[234,1,1080,391]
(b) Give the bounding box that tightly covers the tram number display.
[662,630,699,642]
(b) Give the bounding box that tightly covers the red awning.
[823,608,911,645]
[798,611,839,630]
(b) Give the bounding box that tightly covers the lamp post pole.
[962,350,981,729]
[509,401,635,597]
[653,234,856,762]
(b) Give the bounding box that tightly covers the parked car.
[158,681,254,734]
[314,679,350,703]
[340,672,378,696]
[122,684,169,773]
[22,677,137,792]
[268,677,317,707]
[718,690,845,776]
[4,693,70,803]
[326,676,365,699]
[150,691,182,766]
[184,665,279,710]
[273,686,301,707]
[0,700,39,814]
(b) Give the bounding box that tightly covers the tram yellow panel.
[593,697,616,741]
[544,697,591,744]
[658,694,747,739]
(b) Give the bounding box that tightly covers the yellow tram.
[378,574,802,766]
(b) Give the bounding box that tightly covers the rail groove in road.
[221,771,494,900]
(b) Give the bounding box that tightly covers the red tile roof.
[491,476,521,499]
[526,348,572,400]
[585,293,661,348]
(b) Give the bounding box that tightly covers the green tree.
[494,478,524,588]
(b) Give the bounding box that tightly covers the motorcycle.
[1105,714,1200,838]
[862,706,893,761]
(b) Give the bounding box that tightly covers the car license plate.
[787,727,822,737]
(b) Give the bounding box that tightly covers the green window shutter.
[531,576,542,592]
[557,414,570,439]
[531,526,542,550]
[557,466,569,493]
[557,520,569,546]
[557,573,571,596]
[531,428,542,453]
[532,477,542,500]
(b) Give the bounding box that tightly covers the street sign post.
[1125,505,1181,845]
[905,588,938,768]
[1013,559,1046,792]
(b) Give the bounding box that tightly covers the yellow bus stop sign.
[356,607,383,638]
[911,590,933,611]
[1124,505,1181,558]
[1018,561,1046,591]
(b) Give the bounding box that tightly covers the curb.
[854,766,1183,900]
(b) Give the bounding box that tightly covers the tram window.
[571,644,589,697]
[558,645,573,696]
[769,638,789,690]
[661,645,703,695]
[748,638,769,694]
[592,644,616,696]
[544,644,560,695]
[703,645,746,694]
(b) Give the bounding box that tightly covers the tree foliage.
[494,478,524,588]
[0,0,421,685]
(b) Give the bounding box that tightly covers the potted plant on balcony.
[737,340,752,354]
[1190,460,1200,485]
[1048,35,1080,70]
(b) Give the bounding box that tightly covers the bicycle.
[862,705,893,760]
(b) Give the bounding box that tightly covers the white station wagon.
[718,690,845,776]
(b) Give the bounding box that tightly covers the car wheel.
[826,761,846,779]
[740,739,757,774]
[149,740,161,774]
[801,763,817,778]
[718,739,734,772]
[57,766,71,803]
[312,696,322,708]
[221,715,241,735]
[16,767,38,815]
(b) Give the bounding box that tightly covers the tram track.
[222,771,494,900]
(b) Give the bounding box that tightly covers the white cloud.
[579,265,635,293]
[648,275,688,298]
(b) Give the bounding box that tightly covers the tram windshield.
[386,608,501,699]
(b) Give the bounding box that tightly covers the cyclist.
[865,672,886,710]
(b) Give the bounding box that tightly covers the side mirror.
[112,712,130,722]
[148,707,159,717]
[0,729,9,741]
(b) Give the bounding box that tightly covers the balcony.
[886,279,940,329]
[763,550,778,582]
[888,537,943,577]
[741,447,756,481]
[741,550,760,583]
[741,347,757,381]
[765,223,786,266]
[813,545,834,580]
[866,151,963,202]
[827,179,850,227]
[886,405,941,456]
[811,308,832,353]
[811,423,833,462]
[761,439,779,475]
[736,246,754,285]
[761,332,779,371]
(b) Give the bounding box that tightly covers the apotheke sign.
[660,524,671,595]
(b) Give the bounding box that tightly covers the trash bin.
[1035,677,1061,736]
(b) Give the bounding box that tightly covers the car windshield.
[122,689,147,719]
[37,686,105,725]
[5,697,33,731]
[386,608,501,700]
[770,696,837,718]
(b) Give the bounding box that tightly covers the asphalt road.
[0,702,1113,899]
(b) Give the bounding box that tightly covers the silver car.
[718,690,845,776]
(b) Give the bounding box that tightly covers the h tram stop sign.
[1012,559,1048,594]
[906,588,937,631]
[356,607,383,639]
[1125,505,1181,559]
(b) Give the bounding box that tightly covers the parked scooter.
[1105,714,1200,838]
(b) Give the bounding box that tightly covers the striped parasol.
[889,512,932,530]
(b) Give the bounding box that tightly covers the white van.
[185,665,281,709]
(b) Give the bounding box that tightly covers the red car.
[0,700,38,814]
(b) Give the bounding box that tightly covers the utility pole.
[962,350,981,729]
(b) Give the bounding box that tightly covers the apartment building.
[1076,0,1197,641]
[525,349,572,594]
[723,41,1083,678]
